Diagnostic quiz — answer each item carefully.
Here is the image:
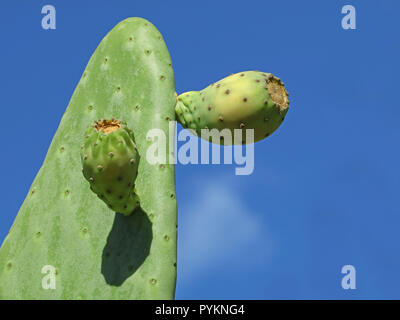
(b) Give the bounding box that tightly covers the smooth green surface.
[0,18,177,299]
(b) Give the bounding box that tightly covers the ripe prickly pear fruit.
[81,119,140,215]
[175,71,290,145]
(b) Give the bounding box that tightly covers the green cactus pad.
[81,119,140,216]
[0,18,177,299]
[175,71,290,145]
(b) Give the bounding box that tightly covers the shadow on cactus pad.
[101,209,152,286]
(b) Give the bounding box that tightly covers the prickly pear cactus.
[0,18,177,299]
[175,71,289,145]
[81,119,140,216]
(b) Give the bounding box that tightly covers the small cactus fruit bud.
[80,119,140,215]
[175,71,289,145]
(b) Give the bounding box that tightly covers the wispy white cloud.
[177,174,273,284]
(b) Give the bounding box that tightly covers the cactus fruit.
[0,18,177,299]
[81,119,140,216]
[175,71,289,145]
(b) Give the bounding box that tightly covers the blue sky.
[1,0,400,299]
